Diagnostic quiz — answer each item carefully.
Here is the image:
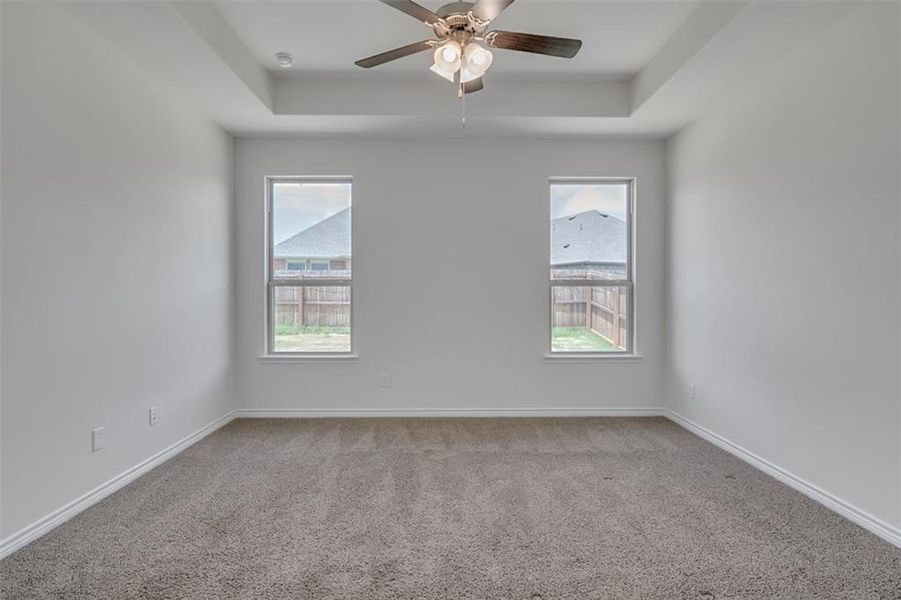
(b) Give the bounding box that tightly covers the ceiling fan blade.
[470,0,516,23]
[379,0,443,25]
[463,77,484,94]
[486,31,582,58]
[355,40,434,68]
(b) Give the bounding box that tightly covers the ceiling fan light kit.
[430,40,492,82]
[356,0,582,98]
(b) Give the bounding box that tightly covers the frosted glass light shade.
[463,43,493,76]
[430,63,456,82]
[433,41,462,73]
[460,68,480,83]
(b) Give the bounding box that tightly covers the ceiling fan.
[355,0,582,95]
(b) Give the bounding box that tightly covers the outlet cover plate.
[92,426,104,452]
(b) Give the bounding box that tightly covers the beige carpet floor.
[1,417,899,599]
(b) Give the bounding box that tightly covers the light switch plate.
[92,426,104,452]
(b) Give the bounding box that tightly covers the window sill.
[258,354,359,363]
[543,353,643,363]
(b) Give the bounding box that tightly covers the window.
[549,179,633,354]
[268,178,352,354]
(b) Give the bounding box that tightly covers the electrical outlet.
[379,373,392,388]
[92,427,104,452]
[689,383,696,400]
[149,406,158,426]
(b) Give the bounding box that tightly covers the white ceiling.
[215,0,699,78]
[58,1,865,137]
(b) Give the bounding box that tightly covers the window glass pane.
[551,285,629,352]
[550,182,628,281]
[272,286,351,352]
[272,181,351,279]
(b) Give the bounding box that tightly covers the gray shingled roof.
[274,207,351,259]
[551,209,626,266]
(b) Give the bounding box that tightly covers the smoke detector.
[275,52,294,69]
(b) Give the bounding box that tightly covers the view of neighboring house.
[273,207,352,330]
[272,206,628,348]
[551,209,626,279]
[273,206,352,275]
[550,209,628,350]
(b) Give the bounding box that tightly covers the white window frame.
[264,176,354,358]
[548,177,636,358]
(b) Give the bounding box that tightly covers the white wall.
[1,3,235,538]
[235,138,665,413]
[666,2,900,529]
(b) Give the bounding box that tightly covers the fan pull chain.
[459,79,466,128]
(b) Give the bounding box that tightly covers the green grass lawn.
[275,324,350,336]
[551,327,616,352]
[274,325,351,352]
[274,325,613,353]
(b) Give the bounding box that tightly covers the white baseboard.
[0,411,236,560]
[0,406,658,559]
[234,407,666,418]
[664,409,901,549]
[15,407,892,561]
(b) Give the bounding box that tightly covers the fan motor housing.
[433,2,484,40]
[435,2,475,18]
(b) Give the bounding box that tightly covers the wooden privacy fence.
[275,286,350,328]
[275,280,625,346]
[552,286,628,349]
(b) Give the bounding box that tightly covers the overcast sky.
[273,181,625,244]
[272,182,351,244]
[550,183,628,221]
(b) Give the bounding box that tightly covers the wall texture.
[5,0,897,560]
[0,3,235,538]
[665,2,900,529]
[235,138,665,413]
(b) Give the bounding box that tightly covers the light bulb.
[463,43,493,77]
[442,46,459,63]
[433,41,462,75]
